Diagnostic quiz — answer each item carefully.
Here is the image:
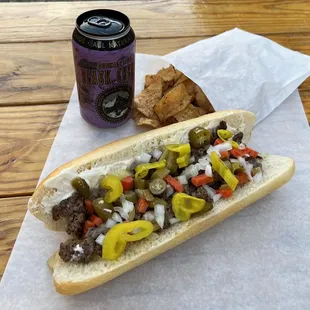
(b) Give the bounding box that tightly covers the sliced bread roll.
[27,110,295,295]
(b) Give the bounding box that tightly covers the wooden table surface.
[0,0,310,279]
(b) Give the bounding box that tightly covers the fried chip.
[174,104,205,122]
[162,116,177,127]
[174,74,189,87]
[154,83,192,122]
[133,65,214,128]
[144,74,164,89]
[134,81,163,119]
[133,109,161,128]
[174,69,183,82]
[194,85,215,113]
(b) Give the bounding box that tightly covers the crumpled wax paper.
[1,30,310,309]
[164,28,310,123]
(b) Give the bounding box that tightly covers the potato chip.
[133,109,161,128]
[174,69,183,82]
[134,81,163,119]
[133,65,214,128]
[174,104,205,122]
[174,74,188,87]
[144,74,164,89]
[162,117,177,127]
[154,83,192,122]
[195,85,215,113]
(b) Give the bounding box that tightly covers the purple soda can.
[72,10,135,128]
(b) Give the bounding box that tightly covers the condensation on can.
[72,9,136,128]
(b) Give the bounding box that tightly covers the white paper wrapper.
[164,28,310,123]
[1,33,310,308]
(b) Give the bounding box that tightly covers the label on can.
[72,39,135,128]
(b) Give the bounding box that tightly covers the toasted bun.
[51,154,294,295]
[27,110,295,295]
[28,110,255,231]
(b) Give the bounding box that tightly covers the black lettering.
[98,71,105,85]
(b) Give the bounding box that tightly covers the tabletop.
[0,0,310,280]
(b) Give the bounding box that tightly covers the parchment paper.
[164,28,310,123]
[1,33,310,309]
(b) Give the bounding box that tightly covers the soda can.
[72,9,135,128]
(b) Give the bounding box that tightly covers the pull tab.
[87,16,111,28]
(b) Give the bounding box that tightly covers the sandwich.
[28,110,295,295]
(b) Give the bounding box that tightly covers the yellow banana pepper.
[101,175,123,203]
[172,193,206,221]
[217,129,239,148]
[135,159,166,179]
[166,144,191,168]
[210,151,239,190]
[102,220,153,260]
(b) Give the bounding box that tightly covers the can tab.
[88,17,112,28]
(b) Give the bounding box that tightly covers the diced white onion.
[202,184,216,199]
[152,149,162,160]
[105,218,117,228]
[189,155,195,164]
[114,207,129,220]
[112,212,123,223]
[122,199,134,214]
[207,146,220,157]
[195,163,205,171]
[238,156,253,181]
[136,153,152,165]
[253,171,263,183]
[142,211,155,222]
[95,234,105,245]
[198,156,209,166]
[239,143,246,150]
[177,175,188,185]
[169,217,180,225]
[215,142,232,153]
[205,164,213,177]
[213,194,222,202]
[103,208,112,213]
[165,184,174,197]
[230,158,239,163]
[182,164,199,179]
[154,204,165,229]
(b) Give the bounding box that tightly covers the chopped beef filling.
[52,192,87,238]
[246,157,263,169]
[210,120,227,144]
[184,183,212,202]
[163,199,174,229]
[191,145,210,163]
[232,132,243,144]
[192,186,212,202]
[59,236,100,263]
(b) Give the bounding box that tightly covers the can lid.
[76,9,130,37]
